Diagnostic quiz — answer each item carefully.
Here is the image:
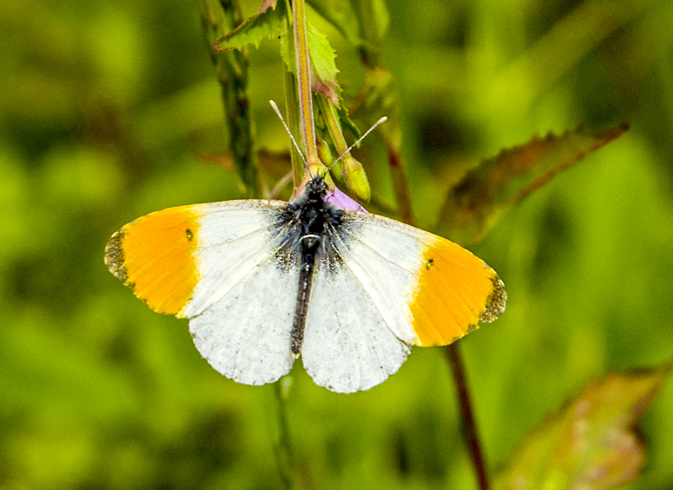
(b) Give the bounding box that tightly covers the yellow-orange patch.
[409,237,505,346]
[105,206,200,317]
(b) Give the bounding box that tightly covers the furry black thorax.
[282,176,344,255]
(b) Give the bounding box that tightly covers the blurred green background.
[2,0,673,488]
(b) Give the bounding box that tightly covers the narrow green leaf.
[349,0,389,67]
[213,1,287,52]
[335,99,361,141]
[351,68,399,147]
[307,0,363,46]
[438,123,629,245]
[493,361,672,490]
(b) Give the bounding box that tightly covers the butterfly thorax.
[285,177,343,252]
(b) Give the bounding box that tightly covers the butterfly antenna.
[269,100,308,168]
[329,116,388,170]
[269,170,294,199]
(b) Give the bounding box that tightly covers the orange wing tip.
[479,274,507,323]
[104,206,201,317]
[408,236,507,347]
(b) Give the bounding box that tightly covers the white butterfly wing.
[301,210,504,393]
[187,256,298,385]
[171,201,299,386]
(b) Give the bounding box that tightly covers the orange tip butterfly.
[104,174,505,393]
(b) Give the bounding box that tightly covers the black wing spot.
[425,257,435,270]
[185,229,194,241]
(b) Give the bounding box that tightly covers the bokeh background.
[2,0,673,488]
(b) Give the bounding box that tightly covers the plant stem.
[292,0,322,178]
[386,141,415,226]
[201,0,257,196]
[274,381,296,489]
[444,344,490,490]
[284,68,304,189]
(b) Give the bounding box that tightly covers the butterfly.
[104,171,506,393]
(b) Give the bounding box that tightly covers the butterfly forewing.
[323,211,506,347]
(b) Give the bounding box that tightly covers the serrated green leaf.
[280,22,340,104]
[437,123,629,245]
[213,1,287,52]
[493,361,672,490]
[306,23,339,105]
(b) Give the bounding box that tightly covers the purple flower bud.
[325,186,368,212]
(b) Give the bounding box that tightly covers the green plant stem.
[315,93,347,157]
[274,381,296,489]
[292,0,322,177]
[386,141,415,226]
[201,0,257,196]
[444,344,490,490]
[284,68,304,189]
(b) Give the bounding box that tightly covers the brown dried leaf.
[438,123,629,245]
[493,361,672,490]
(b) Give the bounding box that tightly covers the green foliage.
[213,1,288,52]
[2,0,673,489]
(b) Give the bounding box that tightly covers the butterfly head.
[305,176,329,202]
[291,173,366,213]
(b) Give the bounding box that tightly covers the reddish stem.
[444,343,490,490]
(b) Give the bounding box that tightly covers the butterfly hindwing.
[187,252,298,385]
[302,252,412,393]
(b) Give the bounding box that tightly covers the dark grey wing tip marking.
[480,275,507,323]
[104,230,128,284]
